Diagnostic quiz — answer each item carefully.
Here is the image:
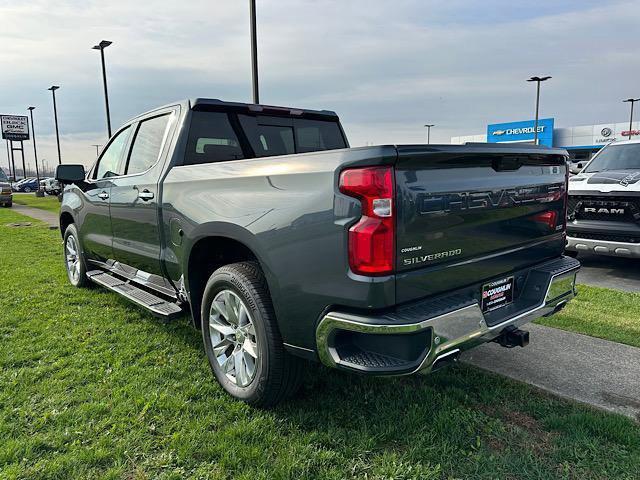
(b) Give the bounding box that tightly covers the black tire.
[63,224,90,288]
[201,261,303,407]
[565,250,579,258]
[3,202,11,208]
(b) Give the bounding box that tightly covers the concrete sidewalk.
[577,253,640,293]
[11,204,59,228]
[463,324,640,421]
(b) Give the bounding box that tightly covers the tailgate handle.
[492,157,522,171]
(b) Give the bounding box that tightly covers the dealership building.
[451,118,640,163]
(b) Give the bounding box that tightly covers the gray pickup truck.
[56,99,579,406]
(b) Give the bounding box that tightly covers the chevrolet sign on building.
[487,118,554,147]
[452,118,640,164]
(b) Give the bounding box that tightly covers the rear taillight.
[532,210,558,229]
[339,166,395,276]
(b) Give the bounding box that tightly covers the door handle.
[138,189,154,201]
[98,191,109,200]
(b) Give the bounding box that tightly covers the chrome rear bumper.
[316,256,579,375]
[566,236,640,258]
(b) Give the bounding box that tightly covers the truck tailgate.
[394,145,568,304]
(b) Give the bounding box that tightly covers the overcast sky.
[1,0,639,170]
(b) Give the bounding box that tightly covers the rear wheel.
[23,187,31,193]
[63,224,89,288]
[201,262,302,407]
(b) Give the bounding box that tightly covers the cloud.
[1,0,639,163]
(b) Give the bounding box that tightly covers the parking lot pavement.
[11,204,59,228]
[576,253,640,293]
[463,323,640,420]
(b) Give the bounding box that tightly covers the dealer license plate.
[481,276,514,313]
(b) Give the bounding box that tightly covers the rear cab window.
[183,107,347,165]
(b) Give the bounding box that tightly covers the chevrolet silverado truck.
[567,139,640,258]
[56,99,579,406]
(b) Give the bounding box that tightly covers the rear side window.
[126,114,172,175]
[184,112,244,165]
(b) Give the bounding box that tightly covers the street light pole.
[91,144,102,157]
[48,85,62,164]
[623,98,640,140]
[5,140,11,179]
[527,76,551,145]
[249,0,259,104]
[27,106,40,185]
[424,124,435,144]
[92,40,113,138]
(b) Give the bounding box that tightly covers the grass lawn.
[12,193,61,213]
[1,208,639,479]
[538,285,640,349]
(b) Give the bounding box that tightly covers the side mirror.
[56,164,86,184]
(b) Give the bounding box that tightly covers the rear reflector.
[339,167,395,276]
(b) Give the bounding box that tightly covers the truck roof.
[190,98,338,118]
[126,98,340,125]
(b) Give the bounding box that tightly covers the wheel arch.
[59,211,74,238]
[184,229,277,330]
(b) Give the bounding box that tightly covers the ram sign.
[487,118,554,147]
[1,115,29,141]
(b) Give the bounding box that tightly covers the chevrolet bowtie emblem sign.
[492,130,506,136]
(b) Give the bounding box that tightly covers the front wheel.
[201,262,302,407]
[63,224,89,288]
[23,187,31,193]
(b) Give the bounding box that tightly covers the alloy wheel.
[65,235,80,284]
[208,289,259,387]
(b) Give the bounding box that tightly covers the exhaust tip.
[431,349,461,372]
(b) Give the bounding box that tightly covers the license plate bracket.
[481,276,514,313]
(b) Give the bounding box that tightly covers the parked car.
[12,177,33,190]
[569,160,586,175]
[13,178,39,193]
[56,99,580,406]
[566,139,640,258]
[568,151,593,175]
[11,178,27,189]
[0,168,12,207]
[41,177,61,195]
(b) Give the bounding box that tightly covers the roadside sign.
[1,115,30,141]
